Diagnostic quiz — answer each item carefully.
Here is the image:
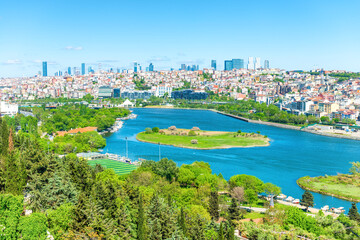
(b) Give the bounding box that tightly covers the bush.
[152,127,159,133]
[188,130,196,136]
[191,139,198,144]
[145,127,152,134]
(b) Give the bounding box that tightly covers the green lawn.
[88,159,138,175]
[297,175,360,201]
[137,131,269,149]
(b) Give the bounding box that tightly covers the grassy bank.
[88,159,138,175]
[297,175,360,202]
[136,128,270,149]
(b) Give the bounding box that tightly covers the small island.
[136,126,270,149]
[297,162,360,202]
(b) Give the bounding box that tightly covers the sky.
[1,0,360,77]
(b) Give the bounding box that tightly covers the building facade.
[42,62,47,77]
[224,60,233,71]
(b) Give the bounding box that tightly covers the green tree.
[18,213,48,240]
[245,189,258,208]
[152,127,160,133]
[218,222,224,240]
[137,194,146,240]
[348,202,360,222]
[300,190,314,211]
[228,198,240,226]
[208,191,219,221]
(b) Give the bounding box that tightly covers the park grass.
[88,159,138,175]
[244,212,265,219]
[297,175,360,202]
[136,129,269,149]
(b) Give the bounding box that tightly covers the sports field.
[88,159,138,175]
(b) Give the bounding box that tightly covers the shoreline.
[139,106,360,141]
[297,177,360,202]
[135,135,270,150]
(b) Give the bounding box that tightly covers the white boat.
[285,196,294,202]
[277,194,287,200]
[292,199,300,204]
[321,205,329,211]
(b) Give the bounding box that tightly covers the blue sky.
[1,0,360,77]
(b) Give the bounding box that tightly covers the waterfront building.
[42,61,47,77]
[171,89,208,100]
[232,59,244,69]
[247,57,254,70]
[0,101,18,116]
[81,63,86,75]
[98,86,113,98]
[224,60,233,71]
[113,88,120,98]
[149,63,154,72]
[121,90,153,100]
[155,85,172,97]
[211,60,216,70]
[264,60,270,69]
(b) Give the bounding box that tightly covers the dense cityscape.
[2,0,360,239]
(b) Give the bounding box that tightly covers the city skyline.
[1,0,360,77]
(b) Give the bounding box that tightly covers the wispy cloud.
[64,46,83,51]
[97,60,119,63]
[2,59,22,65]
[148,56,171,62]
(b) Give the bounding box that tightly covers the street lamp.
[158,142,161,161]
[125,137,128,159]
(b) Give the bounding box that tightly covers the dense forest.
[0,118,360,239]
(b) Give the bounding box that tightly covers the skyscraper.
[224,60,233,71]
[264,60,270,69]
[232,59,244,69]
[149,63,154,72]
[81,63,85,75]
[42,61,47,77]
[211,60,216,70]
[68,67,72,75]
[255,57,261,69]
[134,62,138,72]
[247,57,254,70]
[181,64,186,70]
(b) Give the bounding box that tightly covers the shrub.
[152,127,159,133]
[145,127,152,134]
[191,139,198,144]
[237,130,242,134]
[188,130,196,136]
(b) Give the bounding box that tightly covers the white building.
[255,57,261,69]
[154,85,172,97]
[0,102,18,116]
[247,57,254,70]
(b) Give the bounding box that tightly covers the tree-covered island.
[136,126,270,149]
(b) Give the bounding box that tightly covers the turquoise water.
[103,108,360,212]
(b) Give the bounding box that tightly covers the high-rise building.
[149,63,154,72]
[264,60,270,69]
[181,64,186,70]
[255,57,261,69]
[42,61,47,77]
[224,60,233,71]
[68,67,72,75]
[247,57,254,70]
[211,60,216,70]
[134,62,138,72]
[232,59,244,69]
[81,63,85,75]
